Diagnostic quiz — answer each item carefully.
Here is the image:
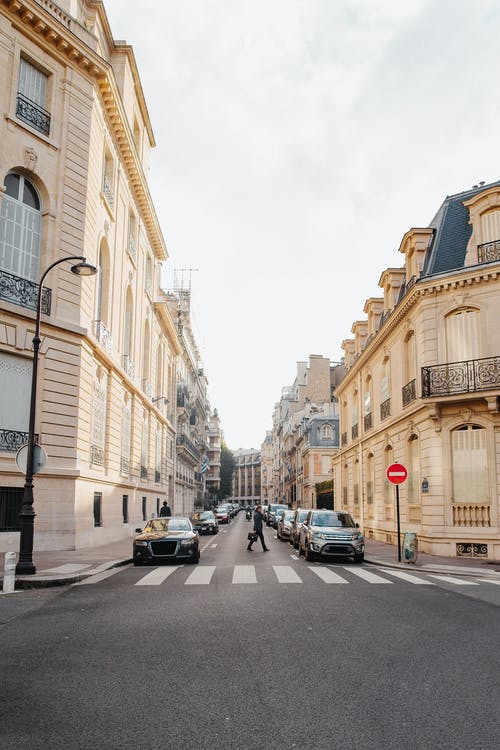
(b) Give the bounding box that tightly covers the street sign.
[16,444,47,475]
[386,463,407,485]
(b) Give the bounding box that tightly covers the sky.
[103,0,500,450]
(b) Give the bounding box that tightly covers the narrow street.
[1,514,499,750]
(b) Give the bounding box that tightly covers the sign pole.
[396,484,401,562]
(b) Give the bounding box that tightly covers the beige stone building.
[232,448,261,506]
[205,408,221,503]
[332,181,500,560]
[0,1,210,552]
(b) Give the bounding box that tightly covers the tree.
[219,442,235,500]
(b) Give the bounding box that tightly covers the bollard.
[3,551,17,594]
[402,531,418,563]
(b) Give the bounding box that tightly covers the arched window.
[446,308,480,362]
[0,172,41,281]
[320,423,333,440]
[451,425,488,504]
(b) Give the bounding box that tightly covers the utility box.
[402,532,418,563]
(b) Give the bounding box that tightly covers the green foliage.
[219,442,235,500]
[316,479,334,493]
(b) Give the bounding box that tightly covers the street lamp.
[16,255,97,575]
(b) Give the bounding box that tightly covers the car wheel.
[191,551,200,564]
[354,553,364,564]
[133,560,143,567]
[305,544,315,562]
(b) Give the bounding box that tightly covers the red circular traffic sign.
[386,463,408,484]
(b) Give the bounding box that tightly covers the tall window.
[90,376,107,467]
[17,58,50,135]
[120,401,131,475]
[103,150,114,209]
[383,446,394,504]
[405,331,416,382]
[407,435,419,503]
[366,453,374,506]
[446,308,480,362]
[0,173,41,281]
[451,425,488,503]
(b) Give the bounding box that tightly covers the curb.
[2,557,133,591]
[365,556,500,578]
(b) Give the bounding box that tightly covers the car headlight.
[134,541,148,547]
[352,533,363,541]
[314,533,326,540]
[180,538,194,547]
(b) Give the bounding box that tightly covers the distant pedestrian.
[160,500,171,517]
[247,504,269,552]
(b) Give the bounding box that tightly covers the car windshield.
[192,512,214,521]
[297,511,309,522]
[311,512,355,528]
[284,511,295,521]
[144,519,191,532]
[271,505,287,512]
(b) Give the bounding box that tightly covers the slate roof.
[422,180,500,276]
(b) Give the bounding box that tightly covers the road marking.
[380,569,434,584]
[211,544,217,548]
[185,566,216,585]
[232,565,257,584]
[273,565,302,583]
[427,574,479,586]
[41,563,91,574]
[76,568,124,585]
[308,567,348,584]
[344,567,393,584]
[134,566,182,586]
[290,554,299,560]
[475,578,500,585]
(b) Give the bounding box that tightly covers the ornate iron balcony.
[103,175,114,209]
[422,356,500,397]
[176,434,201,462]
[120,456,129,475]
[0,269,51,314]
[155,470,161,484]
[402,379,417,406]
[364,412,372,431]
[341,432,347,447]
[351,423,359,440]
[94,320,113,354]
[380,398,391,420]
[122,355,135,381]
[0,429,37,452]
[90,445,105,466]
[478,239,500,264]
[140,465,149,480]
[16,93,50,135]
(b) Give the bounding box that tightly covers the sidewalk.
[2,534,500,591]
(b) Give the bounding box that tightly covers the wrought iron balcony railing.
[155,470,161,484]
[120,456,129,475]
[127,234,136,260]
[103,175,114,209]
[364,412,372,431]
[478,239,500,264]
[94,320,113,354]
[422,356,500,397]
[122,355,135,381]
[351,423,359,440]
[176,434,201,462]
[0,428,37,452]
[16,92,50,135]
[402,379,417,407]
[0,269,51,313]
[341,432,347,447]
[140,465,149,480]
[90,445,105,466]
[380,398,391,420]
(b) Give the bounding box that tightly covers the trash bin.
[402,531,418,563]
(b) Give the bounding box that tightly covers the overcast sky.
[103,0,500,450]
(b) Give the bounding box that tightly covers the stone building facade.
[332,181,500,560]
[0,1,213,551]
[232,448,261,506]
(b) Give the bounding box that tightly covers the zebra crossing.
[76,564,499,588]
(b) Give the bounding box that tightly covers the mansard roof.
[423,180,500,276]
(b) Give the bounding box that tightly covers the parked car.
[276,509,295,541]
[133,517,200,565]
[289,508,310,549]
[190,510,218,535]
[298,510,364,563]
[266,503,289,527]
[214,505,232,524]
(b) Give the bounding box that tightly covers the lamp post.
[16,256,97,575]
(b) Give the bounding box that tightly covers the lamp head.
[71,259,97,277]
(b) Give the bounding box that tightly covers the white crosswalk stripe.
[475,578,500,585]
[185,566,216,585]
[308,566,349,584]
[343,567,393,584]
[273,565,302,583]
[380,569,435,584]
[76,568,124,585]
[232,565,257,584]
[134,566,182,586]
[427,574,479,586]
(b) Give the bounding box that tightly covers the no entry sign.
[386,463,408,484]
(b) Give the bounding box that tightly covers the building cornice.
[1,0,168,261]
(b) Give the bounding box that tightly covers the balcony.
[140,465,149,480]
[0,269,51,313]
[0,429,37,452]
[120,456,129,475]
[103,175,114,209]
[122,355,135,381]
[16,92,50,135]
[453,503,490,527]
[90,445,105,466]
[142,379,152,399]
[364,412,372,431]
[380,398,391,420]
[477,239,500,264]
[341,432,347,447]
[94,320,112,354]
[351,423,359,440]
[422,356,500,398]
[402,379,417,407]
[176,434,200,462]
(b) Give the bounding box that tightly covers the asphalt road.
[1,514,499,750]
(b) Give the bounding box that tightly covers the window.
[90,376,107,466]
[407,435,420,503]
[320,424,333,440]
[93,492,102,527]
[142,497,147,521]
[103,150,114,209]
[384,446,394,504]
[145,255,153,294]
[120,402,131,475]
[16,58,50,135]
[122,495,129,524]
[128,213,137,259]
[0,353,31,450]
[451,425,488,504]
[0,173,41,282]
[446,308,480,362]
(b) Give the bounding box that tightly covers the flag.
[201,454,209,474]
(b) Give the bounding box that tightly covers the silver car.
[298,510,364,563]
[276,509,295,541]
[289,508,310,549]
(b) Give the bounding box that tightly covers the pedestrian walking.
[247,504,269,552]
[160,500,171,517]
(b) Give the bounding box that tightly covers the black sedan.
[133,518,200,565]
[190,510,219,535]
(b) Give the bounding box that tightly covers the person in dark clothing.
[160,501,171,517]
[247,505,269,551]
